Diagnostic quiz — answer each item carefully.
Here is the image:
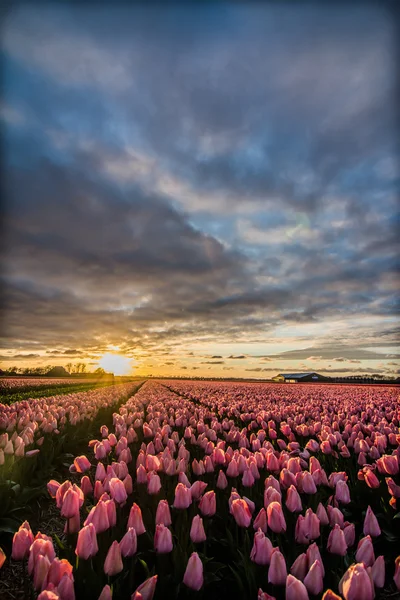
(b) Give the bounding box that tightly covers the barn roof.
[279,372,318,378]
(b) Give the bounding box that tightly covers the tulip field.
[0,379,399,600]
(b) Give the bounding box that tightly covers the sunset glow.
[98,353,133,376]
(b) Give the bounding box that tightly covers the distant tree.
[65,363,72,374]
[81,363,87,373]
[94,367,106,376]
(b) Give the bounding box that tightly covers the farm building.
[272,372,330,383]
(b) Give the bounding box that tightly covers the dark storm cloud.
[0,4,398,371]
[266,346,400,361]
[228,355,247,359]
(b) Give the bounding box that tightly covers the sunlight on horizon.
[97,353,133,375]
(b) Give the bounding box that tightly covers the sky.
[0,4,399,378]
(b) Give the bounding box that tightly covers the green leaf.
[54,534,65,550]
[0,517,20,534]
[393,512,400,520]
[139,559,150,578]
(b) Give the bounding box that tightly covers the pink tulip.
[155,500,172,527]
[285,574,309,600]
[386,477,400,498]
[217,470,228,489]
[131,575,158,600]
[104,540,123,576]
[327,524,348,556]
[339,562,374,600]
[190,515,207,543]
[33,554,51,591]
[268,549,287,586]
[303,559,324,595]
[355,535,375,567]
[128,503,146,535]
[321,591,343,600]
[120,527,137,557]
[190,480,208,500]
[12,521,34,560]
[253,508,268,533]
[147,472,162,495]
[74,455,91,473]
[307,543,325,577]
[75,523,98,560]
[154,524,173,554]
[231,499,252,528]
[290,553,308,581]
[98,585,112,600]
[316,503,329,526]
[335,480,351,504]
[267,501,286,533]
[250,529,273,565]
[258,589,276,600]
[376,455,398,475]
[47,480,61,498]
[394,556,400,590]
[371,555,385,588]
[61,488,80,518]
[286,485,302,513]
[81,475,93,496]
[183,552,203,591]
[199,491,216,516]
[47,557,73,586]
[343,522,356,547]
[363,506,381,537]
[173,483,192,509]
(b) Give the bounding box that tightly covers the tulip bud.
[339,562,374,600]
[250,529,273,565]
[128,503,146,535]
[268,549,287,586]
[285,574,309,600]
[75,523,98,560]
[303,559,324,595]
[120,527,137,557]
[98,585,112,600]
[190,515,206,544]
[327,524,348,556]
[231,499,252,528]
[104,540,123,576]
[363,506,381,537]
[131,575,158,600]
[183,552,203,591]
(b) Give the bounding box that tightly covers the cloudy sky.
[1,4,399,378]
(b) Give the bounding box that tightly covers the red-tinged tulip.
[190,480,208,500]
[173,483,192,509]
[123,474,133,495]
[258,589,276,600]
[355,535,375,567]
[304,559,324,595]
[339,562,374,600]
[321,590,342,600]
[190,515,206,543]
[178,472,191,488]
[362,469,380,489]
[75,523,98,560]
[386,477,400,498]
[131,575,158,600]
[227,459,239,477]
[154,524,173,554]
[217,469,228,489]
[183,552,203,591]
[74,455,91,473]
[12,522,34,560]
[155,500,172,526]
[285,574,309,600]
[104,540,123,576]
[250,529,273,565]
[316,503,329,526]
[98,585,112,600]
[268,549,287,586]
[47,557,73,586]
[320,441,332,454]
[94,480,105,501]
[0,547,5,569]
[56,481,72,509]
[336,480,351,504]
[291,553,308,581]
[199,491,216,516]
[95,462,107,482]
[267,501,286,533]
[231,498,252,528]
[327,525,348,556]
[120,527,137,557]
[307,543,325,577]
[33,553,51,591]
[105,499,117,528]
[128,503,146,535]
[265,475,281,492]
[371,556,385,588]
[109,478,128,504]
[47,480,61,498]
[363,506,381,537]
[286,485,302,513]
[343,523,355,547]
[376,454,399,475]
[253,508,268,533]
[394,556,400,590]
[81,476,93,496]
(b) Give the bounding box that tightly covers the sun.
[98,353,133,375]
